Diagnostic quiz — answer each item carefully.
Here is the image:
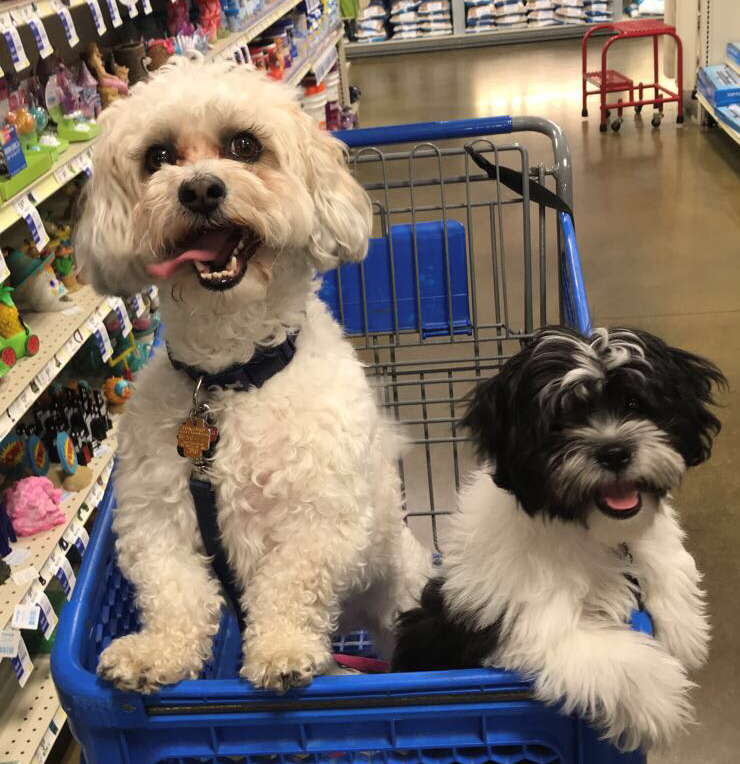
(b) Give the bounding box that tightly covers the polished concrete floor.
[351,38,740,764]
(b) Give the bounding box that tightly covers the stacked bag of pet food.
[416,0,452,36]
[356,0,389,42]
[697,45,740,134]
[553,0,585,24]
[466,0,495,34]
[390,0,421,39]
[583,0,611,22]
[495,0,527,27]
[526,0,559,27]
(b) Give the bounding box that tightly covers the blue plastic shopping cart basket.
[52,117,646,764]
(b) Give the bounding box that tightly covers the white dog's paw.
[241,628,331,693]
[656,614,710,673]
[609,650,695,752]
[97,632,208,693]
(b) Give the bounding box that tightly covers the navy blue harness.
[168,333,299,633]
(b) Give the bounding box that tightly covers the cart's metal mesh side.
[337,135,569,550]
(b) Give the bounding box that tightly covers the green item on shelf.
[0,152,53,201]
[340,0,360,18]
[24,134,70,163]
[22,589,66,654]
[55,115,100,143]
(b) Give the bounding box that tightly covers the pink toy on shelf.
[197,0,221,42]
[168,0,195,36]
[3,476,65,537]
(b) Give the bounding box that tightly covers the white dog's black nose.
[178,175,226,215]
[596,444,632,471]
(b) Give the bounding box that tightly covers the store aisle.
[352,38,740,764]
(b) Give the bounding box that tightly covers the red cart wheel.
[2,346,16,368]
[26,334,40,355]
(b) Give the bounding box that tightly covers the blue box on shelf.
[727,41,740,69]
[697,64,740,107]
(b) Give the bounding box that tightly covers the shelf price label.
[87,316,113,361]
[111,296,133,335]
[0,251,9,283]
[312,38,338,85]
[0,13,30,72]
[54,554,77,599]
[11,8,54,59]
[51,0,80,47]
[53,162,75,186]
[85,0,107,36]
[13,195,49,249]
[0,627,21,658]
[12,601,40,630]
[104,0,123,27]
[11,633,34,687]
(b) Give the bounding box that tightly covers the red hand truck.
[582,18,684,133]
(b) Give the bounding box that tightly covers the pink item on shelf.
[197,0,222,42]
[3,476,65,537]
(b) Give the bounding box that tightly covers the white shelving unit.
[0,429,117,764]
[696,91,740,147]
[0,288,112,442]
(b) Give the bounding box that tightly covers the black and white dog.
[393,326,725,752]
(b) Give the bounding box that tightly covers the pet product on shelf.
[0,283,40,375]
[102,377,131,413]
[5,245,71,312]
[3,475,65,536]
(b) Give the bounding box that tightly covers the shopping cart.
[52,117,644,764]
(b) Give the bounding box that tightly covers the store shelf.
[0,655,66,764]
[0,287,112,442]
[287,24,343,85]
[0,139,96,237]
[0,0,86,22]
[0,422,117,631]
[346,23,605,58]
[697,90,740,148]
[205,0,304,62]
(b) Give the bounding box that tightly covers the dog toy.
[103,377,131,413]
[3,476,65,537]
[0,283,40,375]
[85,43,129,109]
[5,245,70,312]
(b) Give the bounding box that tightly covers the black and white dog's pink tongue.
[147,229,241,279]
[599,483,640,511]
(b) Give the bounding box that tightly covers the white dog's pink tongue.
[599,483,640,511]
[147,229,240,279]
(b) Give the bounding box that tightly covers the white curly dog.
[75,58,430,693]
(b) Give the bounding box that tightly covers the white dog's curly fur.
[75,59,430,693]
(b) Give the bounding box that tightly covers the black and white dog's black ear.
[633,330,726,467]
[461,373,505,465]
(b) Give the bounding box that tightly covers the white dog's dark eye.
[145,145,176,173]
[228,132,261,162]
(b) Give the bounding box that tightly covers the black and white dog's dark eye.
[228,132,261,162]
[144,145,176,173]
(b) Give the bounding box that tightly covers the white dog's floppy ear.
[74,108,150,297]
[301,117,373,271]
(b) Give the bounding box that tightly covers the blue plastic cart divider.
[318,221,472,338]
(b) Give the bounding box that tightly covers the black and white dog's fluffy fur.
[393,326,725,752]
